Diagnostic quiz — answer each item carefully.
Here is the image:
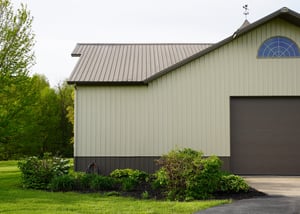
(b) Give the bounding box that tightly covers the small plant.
[119,177,137,191]
[90,175,118,191]
[49,174,75,191]
[104,191,120,197]
[219,174,249,193]
[141,191,149,199]
[52,156,70,176]
[74,173,98,191]
[151,167,168,190]
[110,168,148,182]
[110,168,148,192]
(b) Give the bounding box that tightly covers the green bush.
[90,175,118,191]
[49,174,75,191]
[156,148,202,200]
[73,172,97,191]
[141,191,150,199]
[156,148,223,200]
[110,168,148,182]
[110,168,148,192]
[151,167,168,190]
[18,153,70,189]
[186,156,222,200]
[219,174,249,193]
[119,177,137,191]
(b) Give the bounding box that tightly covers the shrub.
[18,153,70,189]
[52,156,70,176]
[186,156,222,200]
[119,177,137,191]
[141,191,150,199]
[151,167,168,190]
[49,174,76,191]
[156,148,223,200]
[219,174,249,193]
[90,175,118,191]
[110,168,148,182]
[110,168,148,192]
[73,172,98,191]
[156,148,203,200]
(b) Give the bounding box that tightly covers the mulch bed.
[213,187,267,200]
[116,181,267,201]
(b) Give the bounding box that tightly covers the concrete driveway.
[245,176,300,197]
[196,176,300,214]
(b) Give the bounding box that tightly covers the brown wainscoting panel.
[219,157,230,172]
[74,156,230,175]
[74,156,160,175]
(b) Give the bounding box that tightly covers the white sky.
[10,0,300,87]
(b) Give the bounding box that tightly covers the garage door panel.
[230,97,300,175]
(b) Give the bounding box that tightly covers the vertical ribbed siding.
[75,18,300,157]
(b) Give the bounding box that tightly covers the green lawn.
[0,161,229,214]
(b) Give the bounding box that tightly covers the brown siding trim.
[68,81,147,86]
[74,156,230,175]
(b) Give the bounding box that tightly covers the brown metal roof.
[68,7,300,85]
[68,43,211,84]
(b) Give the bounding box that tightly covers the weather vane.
[243,4,249,20]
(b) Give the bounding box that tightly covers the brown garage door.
[230,97,300,175]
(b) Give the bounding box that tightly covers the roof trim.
[144,7,300,83]
[67,81,147,86]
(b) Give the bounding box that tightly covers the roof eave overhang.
[67,81,147,86]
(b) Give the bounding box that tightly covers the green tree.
[57,81,74,156]
[26,75,73,157]
[66,87,74,144]
[30,75,60,154]
[0,0,35,159]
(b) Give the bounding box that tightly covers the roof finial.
[243,4,249,20]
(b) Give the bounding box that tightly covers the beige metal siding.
[75,18,300,157]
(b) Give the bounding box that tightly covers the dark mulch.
[119,181,165,200]
[213,187,267,200]
[116,182,267,201]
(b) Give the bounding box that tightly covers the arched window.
[257,36,300,58]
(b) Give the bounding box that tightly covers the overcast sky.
[11,0,300,87]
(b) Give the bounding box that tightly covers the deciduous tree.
[0,0,35,159]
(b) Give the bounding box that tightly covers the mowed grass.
[0,161,229,214]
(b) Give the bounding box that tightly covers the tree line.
[0,0,74,159]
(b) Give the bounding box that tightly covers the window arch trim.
[257,36,300,58]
